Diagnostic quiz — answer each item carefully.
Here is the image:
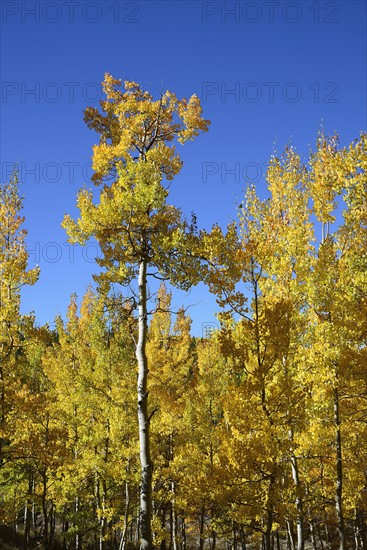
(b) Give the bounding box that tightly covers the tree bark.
[290,448,304,550]
[199,505,205,550]
[182,518,186,550]
[264,473,275,550]
[287,520,295,550]
[171,481,178,550]
[42,470,48,550]
[276,530,280,550]
[334,386,346,550]
[74,497,79,548]
[309,519,317,550]
[119,477,130,550]
[0,363,4,464]
[23,470,33,550]
[137,257,153,550]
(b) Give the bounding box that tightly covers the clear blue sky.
[1,0,366,335]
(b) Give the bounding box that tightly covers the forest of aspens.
[1,74,366,550]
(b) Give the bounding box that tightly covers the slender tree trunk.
[354,521,360,550]
[276,530,281,550]
[265,508,274,550]
[13,477,18,537]
[182,518,186,550]
[287,521,295,550]
[94,473,101,550]
[171,481,178,550]
[211,529,216,550]
[99,478,108,550]
[0,363,4,464]
[24,504,29,550]
[334,386,346,550]
[265,508,273,550]
[323,507,331,550]
[136,257,153,550]
[264,474,275,550]
[232,522,237,550]
[310,519,317,550]
[239,526,246,550]
[199,505,205,550]
[73,409,80,550]
[289,448,304,550]
[316,521,325,550]
[23,471,33,550]
[119,477,130,550]
[42,470,48,550]
[50,503,56,547]
[75,496,80,550]
[99,424,110,549]
[160,508,167,550]
[286,526,291,550]
[95,475,107,550]
[168,433,178,550]
[62,512,69,550]
[31,487,36,530]
[356,508,366,550]
[135,500,140,545]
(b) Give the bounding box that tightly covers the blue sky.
[1,0,366,335]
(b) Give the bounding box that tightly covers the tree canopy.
[1,76,366,550]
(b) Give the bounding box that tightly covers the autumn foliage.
[0,75,366,549]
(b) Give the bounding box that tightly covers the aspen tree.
[63,74,209,549]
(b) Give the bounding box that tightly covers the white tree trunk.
[136,258,153,549]
[334,386,346,550]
